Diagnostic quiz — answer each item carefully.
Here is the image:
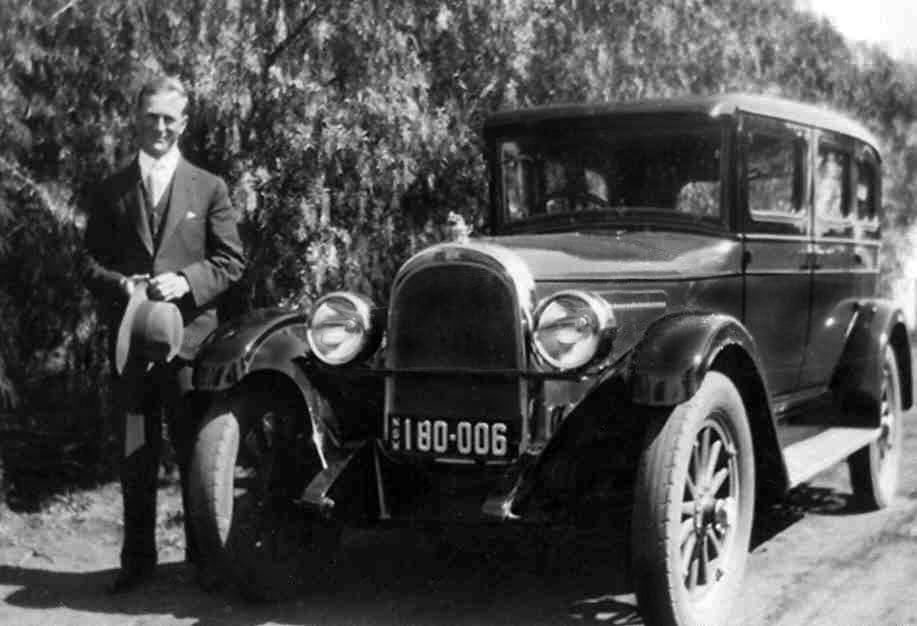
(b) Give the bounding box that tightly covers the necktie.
[145,168,163,236]
[145,169,161,205]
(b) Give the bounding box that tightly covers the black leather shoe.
[107,565,156,594]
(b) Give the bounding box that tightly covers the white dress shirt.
[138,145,181,206]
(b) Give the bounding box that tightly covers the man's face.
[136,90,187,159]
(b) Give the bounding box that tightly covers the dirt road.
[1,408,917,625]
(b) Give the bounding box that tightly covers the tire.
[849,345,903,510]
[631,372,755,626]
[189,390,340,601]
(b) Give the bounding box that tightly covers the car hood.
[481,230,740,282]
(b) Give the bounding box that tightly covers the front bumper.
[298,439,548,525]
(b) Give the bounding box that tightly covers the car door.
[800,131,864,390]
[739,114,812,396]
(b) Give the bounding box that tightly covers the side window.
[853,148,880,240]
[501,142,534,220]
[744,116,807,234]
[814,138,853,238]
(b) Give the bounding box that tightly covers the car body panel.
[203,94,910,530]
[484,94,881,152]
[193,308,310,391]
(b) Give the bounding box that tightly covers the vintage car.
[188,94,912,626]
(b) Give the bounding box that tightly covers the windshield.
[497,123,723,226]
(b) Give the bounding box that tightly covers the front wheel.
[631,372,755,626]
[188,389,340,601]
[849,345,904,510]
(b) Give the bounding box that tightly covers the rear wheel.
[632,372,755,626]
[849,345,903,510]
[189,389,340,601]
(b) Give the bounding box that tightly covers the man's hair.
[135,75,188,113]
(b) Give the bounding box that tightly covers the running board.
[782,427,880,487]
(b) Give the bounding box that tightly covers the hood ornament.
[446,211,472,244]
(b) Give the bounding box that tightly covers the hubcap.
[679,416,739,594]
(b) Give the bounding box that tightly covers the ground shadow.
[0,524,641,625]
[0,562,298,626]
[752,482,858,549]
[0,481,865,625]
[0,484,861,626]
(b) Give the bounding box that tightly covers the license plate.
[386,416,510,459]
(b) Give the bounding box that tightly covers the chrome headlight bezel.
[531,290,616,371]
[307,292,382,366]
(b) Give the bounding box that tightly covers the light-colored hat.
[115,281,184,375]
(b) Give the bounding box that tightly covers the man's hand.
[120,274,150,297]
[148,272,191,301]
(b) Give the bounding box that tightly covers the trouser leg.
[119,376,162,572]
[161,360,200,563]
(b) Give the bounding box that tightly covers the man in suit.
[84,76,245,592]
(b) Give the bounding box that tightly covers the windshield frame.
[485,113,733,237]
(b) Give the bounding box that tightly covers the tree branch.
[263,4,322,73]
[49,0,81,22]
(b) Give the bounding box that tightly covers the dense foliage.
[2,0,917,488]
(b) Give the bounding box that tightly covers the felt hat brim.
[115,280,183,375]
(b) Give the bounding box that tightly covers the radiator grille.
[386,263,525,445]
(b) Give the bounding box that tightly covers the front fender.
[194,307,384,450]
[193,308,351,464]
[630,312,765,406]
[193,307,310,392]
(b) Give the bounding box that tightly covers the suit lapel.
[157,157,194,250]
[122,160,154,255]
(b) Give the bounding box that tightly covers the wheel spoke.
[680,518,695,547]
[699,530,710,585]
[688,548,700,589]
[706,524,725,557]
[685,472,698,499]
[700,428,711,476]
[681,532,697,587]
[681,499,697,517]
[704,439,723,486]
[709,466,730,496]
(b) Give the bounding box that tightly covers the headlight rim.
[306,291,381,366]
[531,290,616,371]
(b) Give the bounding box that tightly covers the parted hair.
[135,75,188,112]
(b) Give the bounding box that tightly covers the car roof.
[484,93,881,153]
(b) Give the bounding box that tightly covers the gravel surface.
[1,410,916,625]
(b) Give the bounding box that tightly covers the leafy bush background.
[2,0,917,494]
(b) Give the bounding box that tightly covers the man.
[84,76,245,592]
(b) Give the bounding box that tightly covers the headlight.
[307,292,381,365]
[532,291,616,370]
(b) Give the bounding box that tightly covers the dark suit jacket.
[84,157,246,363]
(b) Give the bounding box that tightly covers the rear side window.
[854,149,880,239]
[814,140,853,238]
[744,116,807,234]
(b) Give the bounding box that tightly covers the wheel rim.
[679,412,739,597]
[875,360,899,495]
